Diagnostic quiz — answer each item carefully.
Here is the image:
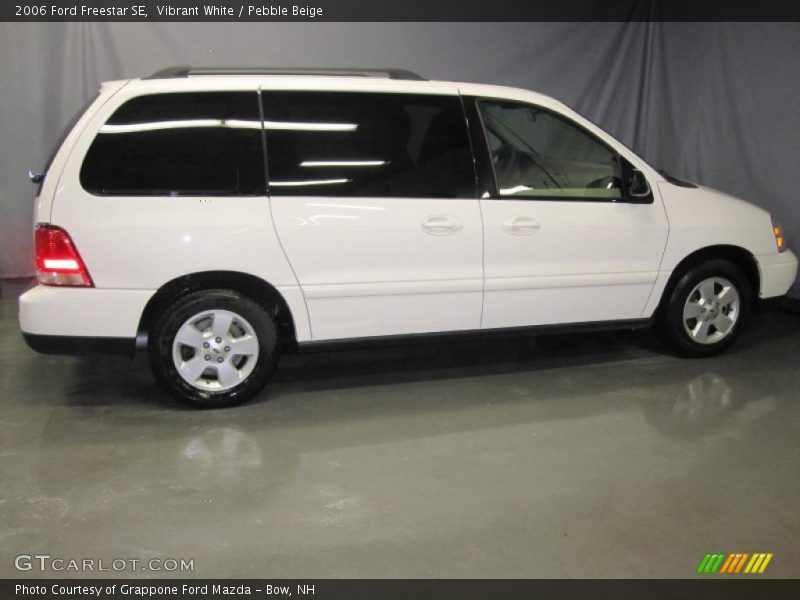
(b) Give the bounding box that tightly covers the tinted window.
[478,100,622,200]
[81,92,265,195]
[262,92,475,198]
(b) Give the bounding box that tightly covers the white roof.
[118,74,569,113]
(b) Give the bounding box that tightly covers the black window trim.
[256,88,272,196]
[82,188,267,198]
[462,95,497,200]
[457,94,481,201]
[470,96,652,205]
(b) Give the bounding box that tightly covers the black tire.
[148,289,279,408]
[659,259,752,357]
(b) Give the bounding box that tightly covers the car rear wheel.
[148,289,279,408]
[660,259,751,357]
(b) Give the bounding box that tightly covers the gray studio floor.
[1,278,799,579]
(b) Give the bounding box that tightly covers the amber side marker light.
[35,224,94,287]
[773,223,786,252]
[771,216,786,252]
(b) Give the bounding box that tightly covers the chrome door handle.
[422,215,463,235]
[502,216,541,235]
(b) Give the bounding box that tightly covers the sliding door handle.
[422,215,463,235]
[502,216,541,235]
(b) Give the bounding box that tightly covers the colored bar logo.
[697,553,773,574]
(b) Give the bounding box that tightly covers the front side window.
[80,92,265,196]
[478,100,622,200]
[262,92,475,198]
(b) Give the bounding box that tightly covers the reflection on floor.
[1,278,799,578]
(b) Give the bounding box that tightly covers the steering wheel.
[586,175,621,190]
[494,145,563,189]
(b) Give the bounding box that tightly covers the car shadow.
[12,302,797,411]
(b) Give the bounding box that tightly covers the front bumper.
[756,250,798,298]
[19,285,154,356]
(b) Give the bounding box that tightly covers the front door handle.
[422,215,463,235]
[502,216,541,235]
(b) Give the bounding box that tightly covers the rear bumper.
[19,285,153,355]
[22,333,134,356]
[756,250,798,298]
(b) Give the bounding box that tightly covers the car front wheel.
[660,259,751,357]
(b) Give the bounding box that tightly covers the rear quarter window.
[80,92,265,196]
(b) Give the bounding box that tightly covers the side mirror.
[617,157,653,203]
[628,169,651,199]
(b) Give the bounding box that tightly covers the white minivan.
[20,67,797,407]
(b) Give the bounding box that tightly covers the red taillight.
[34,224,93,287]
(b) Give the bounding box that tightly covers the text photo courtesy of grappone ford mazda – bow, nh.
[15,583,306,596]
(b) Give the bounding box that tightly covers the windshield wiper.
[658,169,697,188]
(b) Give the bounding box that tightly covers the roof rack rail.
[146,66,427,81]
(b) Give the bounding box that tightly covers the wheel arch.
[138,271,298,349]
[658,245,760,314]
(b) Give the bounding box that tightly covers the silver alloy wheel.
[172,309,260,392]
[682,276,740,345]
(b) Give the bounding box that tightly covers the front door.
[474,98,669,329]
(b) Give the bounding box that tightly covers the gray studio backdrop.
[1,22,798,297]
